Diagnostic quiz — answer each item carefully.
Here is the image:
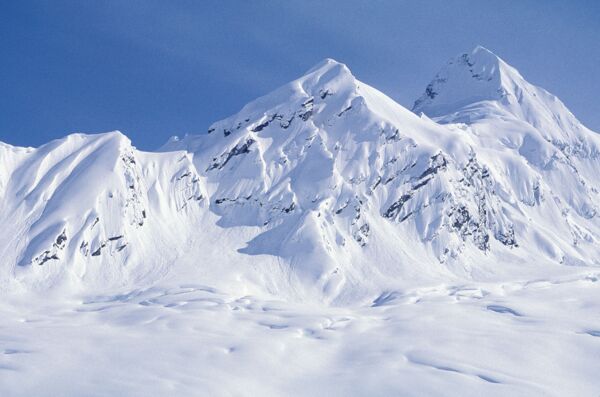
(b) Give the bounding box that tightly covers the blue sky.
[2,0,599,150]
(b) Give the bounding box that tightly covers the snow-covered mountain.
[413,46,600,260]
[0,132,209,292]
[2,47,599,302]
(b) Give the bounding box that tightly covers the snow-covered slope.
[0,132,207,292]
[413,46,600,263]
[2,48,600,303]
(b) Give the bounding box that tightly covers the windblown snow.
[1,47,599,396]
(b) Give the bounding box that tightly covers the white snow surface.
[1,47,599,395]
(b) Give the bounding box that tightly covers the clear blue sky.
[2,0,599,150]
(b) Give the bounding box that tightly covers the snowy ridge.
[1,48,600,303]
[0,132,208,292]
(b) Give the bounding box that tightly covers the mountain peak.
[412,46,517,117]
[298,57,356,95]
[468,46,508,77]
[305,58,349,74]
[411,46,587,139]
[194,57,365,144]
[470,45,499,61]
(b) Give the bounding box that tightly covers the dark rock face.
[319,89,332,99]
[383,153,448,221]
[425,86,437,100]
[337,105,352,117]
[418,153,448,180]
[55,230,67,249]
[448,155,518,251]
[30,229,67,266]
[380,151,518,254]
[121,152,146,228]
[448,204,490,251]
[412,77,446,111]
[91,245,104,257]
[282,202,295,213]
[88,235,128,258]
[207,138,256,171]
[496,227,518,247]
[383,194,413,220]
[353,223,370,247]
[252,115,280,133]
[34,251,59,266]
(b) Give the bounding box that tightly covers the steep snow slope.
[0,132,207,292]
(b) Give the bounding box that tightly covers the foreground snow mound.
[2,47,600,302]
[2,272,599,396]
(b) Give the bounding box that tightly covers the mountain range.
[2,46,599,303]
